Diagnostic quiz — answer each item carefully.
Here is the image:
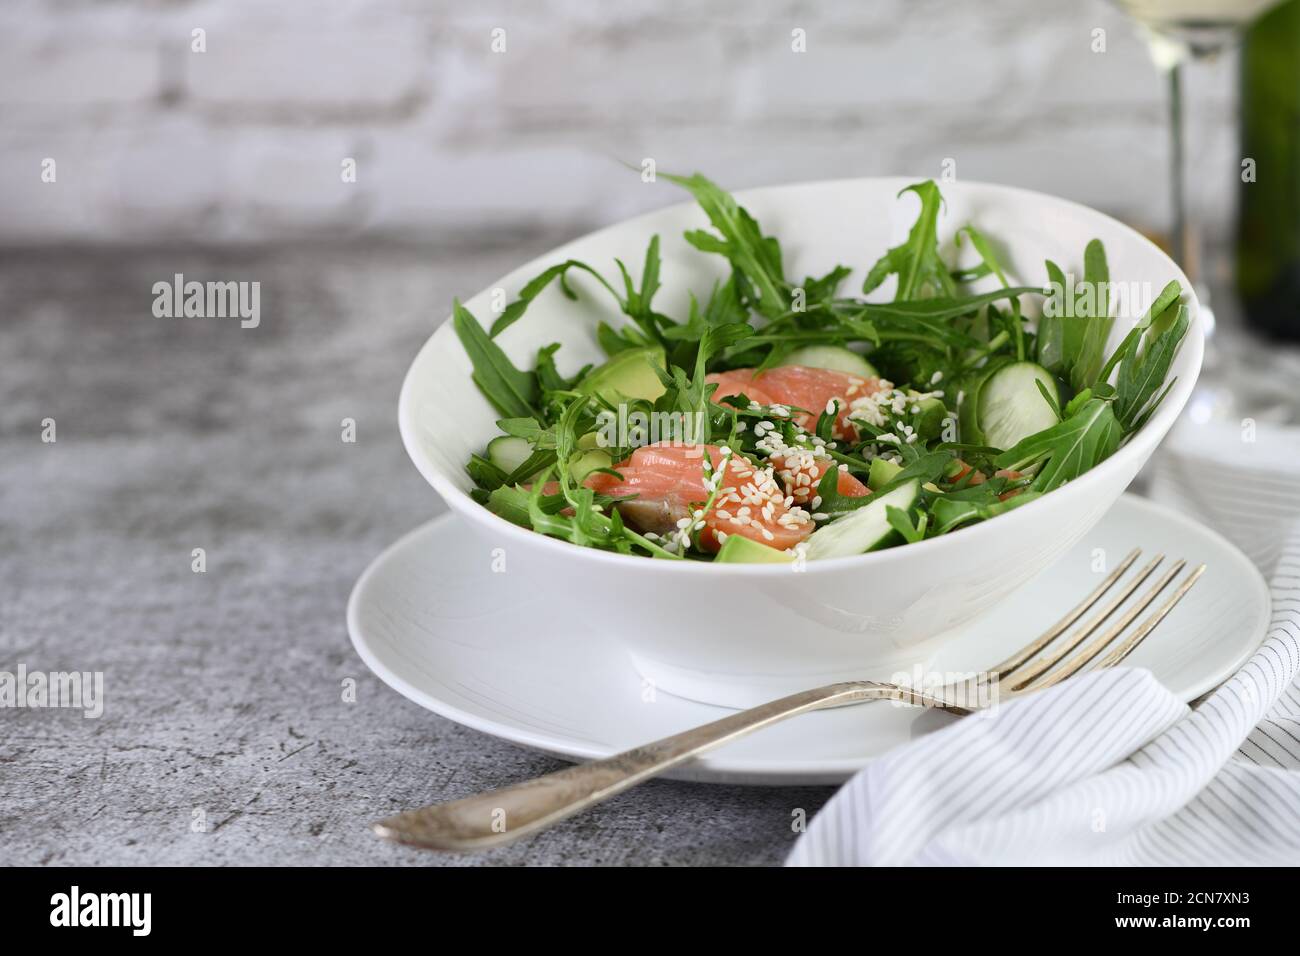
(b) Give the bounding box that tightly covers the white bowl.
[399,177,1202,708]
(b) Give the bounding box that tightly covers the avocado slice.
[578,346,667,404]
[714,534,793,564]
[911,396,949,441]
[867,456,903,491]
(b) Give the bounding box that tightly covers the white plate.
[347,494,1270,785]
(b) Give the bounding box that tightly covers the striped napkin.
[788,417,1300,866]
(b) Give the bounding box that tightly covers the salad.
[452,173,1189,564]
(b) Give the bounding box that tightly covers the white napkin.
[788,419,1300,866]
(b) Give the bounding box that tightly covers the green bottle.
[1237,0,1300,339]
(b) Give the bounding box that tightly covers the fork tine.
[1004,553,1165,690]
[1017,561,1203,693]
[989,547,1141,678]
[1088,564,1206,671]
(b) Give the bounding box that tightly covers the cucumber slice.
[780,345,878,379]
[968,361,1060,450]
[486,435,533,475]
[803,481,919,560]
[568,448,612,481]
[578,346,667,403]
[714,534,793,564]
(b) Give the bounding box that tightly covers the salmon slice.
[768,450,871,506]
[704,370,781,409]
[585,442,814,551]
[709,365,887,439]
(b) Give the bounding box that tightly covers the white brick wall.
[0,0,1242,246]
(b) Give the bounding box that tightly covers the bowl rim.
[398,175,1203,575]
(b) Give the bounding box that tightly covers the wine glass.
[1111,1,1280,280]
[1110,0,1286,427]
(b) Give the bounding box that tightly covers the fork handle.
[373,681,893,851]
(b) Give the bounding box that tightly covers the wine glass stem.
[1168,60,1191,276]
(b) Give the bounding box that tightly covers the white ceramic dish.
[347,495,1269,785]
[398,178,1203,707]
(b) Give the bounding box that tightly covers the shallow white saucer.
[347,494,1270,785]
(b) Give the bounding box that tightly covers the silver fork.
[373,549,1204,851]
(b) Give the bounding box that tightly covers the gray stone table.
[0,244,834,866]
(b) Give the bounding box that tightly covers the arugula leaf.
[534,342,590,407]
[993,397,1122,492]
[452,300,539,419]
[656,323,753,438]
[862,181,955,300]
[467,453,510,491]
[489,245,675,351]
[1034,377,1063,419]
[1035,258,1068,376]
[495,417,550,442]
[1070,239,1115,390]
[488,260,618,338]
[615,234,662,322]
[1115,303,1189,432]
[862,286,1039,324]
[1036,240,1116,391]
[956,224,1026,360]
[487,484,567,527]
[662,172,791,318]
[800,264,853,305]
[1096,279,1182,385]
[596,321,649,357]
[886,505,928,544]
[930,491,1041,535]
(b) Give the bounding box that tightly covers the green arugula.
[452,300,539,419]
[862,181,955,300]
[663,172,791,319]
[994,397,1123,492]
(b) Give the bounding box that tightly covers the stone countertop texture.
[0,245,834,866]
